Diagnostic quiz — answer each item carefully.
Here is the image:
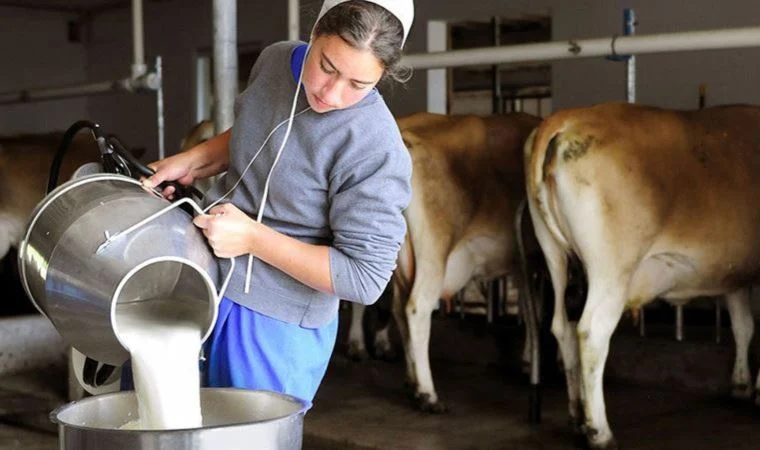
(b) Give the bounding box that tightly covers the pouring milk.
[115,298,205,429]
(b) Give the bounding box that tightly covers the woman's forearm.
[249,224,335,295]
[190,129,232,178]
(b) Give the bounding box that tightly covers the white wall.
[0,7,87,135]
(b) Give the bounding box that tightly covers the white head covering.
[315,0,414,48]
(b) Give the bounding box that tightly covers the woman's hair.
[312,1,412,84]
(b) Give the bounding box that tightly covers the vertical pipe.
[699,83,707,109]
[491,16,503,114]
[625,8,636,103]
[675,305,684,342]
[131,0,147,78]
[515,200,542,424]
[486,281,494,325]
[715,299,722,344]
[288,0,300,41]
[426,21,448,114]
[155,56,165,159]
[212,0,238,133]
[196,56,211,124]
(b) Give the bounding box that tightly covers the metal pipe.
[0,72,159,105]
[402,26,760,70]
[491,16,503,115]
[675,305,684,342]
[212,0,238,133]
[515,199,542,424]
[625,8,636,104]
[0,80,122,104]
[131,0,147,78]
[155,56,165,159]
[288,0,300,41]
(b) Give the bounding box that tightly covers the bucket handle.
[95,196,235,303]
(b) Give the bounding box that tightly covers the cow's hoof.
[731,383,753,400]
[586,438,618,450]
[414,393,448,414]
[569,416,584,435]
[346,342,369,362]
[374,342,398,361]
[583,426,617,450]
[403,379,418,397]
[521,359,531,376]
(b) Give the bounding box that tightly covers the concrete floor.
[306,351,760,449]
[303,309,760,449]
[0,309,759,449]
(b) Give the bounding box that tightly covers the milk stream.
[115,298,205,430]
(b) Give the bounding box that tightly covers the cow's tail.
[524,120,572,252]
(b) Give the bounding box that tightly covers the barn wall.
[1,0,759,158]
[0,7,88,135]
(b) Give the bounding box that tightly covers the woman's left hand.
[192,203,261,258]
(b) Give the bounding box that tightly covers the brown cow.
[181,115,544,413]
[0,132,103,261]
[392,111,541,412]
[525,102,760,449]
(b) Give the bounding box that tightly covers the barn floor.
[0,307,759,449]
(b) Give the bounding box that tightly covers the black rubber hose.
[107,135,204,200]
[47,120,104,193]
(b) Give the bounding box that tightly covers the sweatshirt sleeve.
[327,142,412,305]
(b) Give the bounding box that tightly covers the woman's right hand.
[141,151,198,199]
[141,128,231,199]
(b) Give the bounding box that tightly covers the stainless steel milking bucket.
[52,388,310,450]
[18,173,222,366]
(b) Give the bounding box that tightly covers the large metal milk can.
[18,172,222,367]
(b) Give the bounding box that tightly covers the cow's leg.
[577,277,626,450]
[347,303,369,361]
[0,213,24,261]
[405,267,446,413]
[373,321,395,360]
[724,289,754,400]
[391,278,416,390]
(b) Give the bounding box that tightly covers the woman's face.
[302,34,384,113]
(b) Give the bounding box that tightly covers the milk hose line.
[204,42,313,294]
[48,120,107,193]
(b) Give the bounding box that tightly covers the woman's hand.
[141,152,198,199]
[141,129,232,199]
[193,203,261,258]
[195,203,335,294]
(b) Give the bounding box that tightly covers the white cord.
[240,44,312,293]
[103,44,313,298]
[202,105,311,214]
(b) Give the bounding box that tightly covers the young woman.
[141,0,414,403]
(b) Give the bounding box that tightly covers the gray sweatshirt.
[204,41,412,328]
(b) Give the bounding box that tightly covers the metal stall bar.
[212,0,238,133]
[288,0,300,41]
[403,26,760,69]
